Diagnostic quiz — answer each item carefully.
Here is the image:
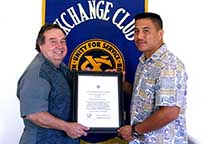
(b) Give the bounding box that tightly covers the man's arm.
[119,106,180,141]
[123,81,133,96]
[134,106,180,133]
[26,111,89,138]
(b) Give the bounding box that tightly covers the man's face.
[40,28,67,67]
[134,18,163,58]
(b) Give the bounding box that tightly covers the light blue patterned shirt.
[130,44,188,144]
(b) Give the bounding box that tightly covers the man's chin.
[53,58,64,64]
[137,47,145,52]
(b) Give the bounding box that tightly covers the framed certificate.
[73,71,124,133]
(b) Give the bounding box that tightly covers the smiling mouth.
[54,49,64,54]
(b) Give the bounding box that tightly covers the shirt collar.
[139,43,167,64]
[38,53,65,70]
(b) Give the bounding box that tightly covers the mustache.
[135,39,145,43]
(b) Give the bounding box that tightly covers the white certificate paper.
[77,75,119,128]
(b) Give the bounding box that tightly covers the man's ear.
[158,29,164,40]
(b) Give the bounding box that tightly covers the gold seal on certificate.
[73,71,124,133]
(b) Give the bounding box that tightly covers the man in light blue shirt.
[119,12,188,144]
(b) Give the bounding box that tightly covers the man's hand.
[118,125,134,142]
[63,122,89,139]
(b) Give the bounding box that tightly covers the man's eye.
[50,40,57,44]
[60,40,66,45]
[134,29,139,34]
[143,29,150,33]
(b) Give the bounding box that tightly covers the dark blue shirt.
[17,53,79,144]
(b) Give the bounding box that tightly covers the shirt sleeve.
[18,73,50,117]
[155,64,188,108]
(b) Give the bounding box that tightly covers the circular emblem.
[68,39,125,72]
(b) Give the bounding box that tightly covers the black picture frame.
[72,71,124,133]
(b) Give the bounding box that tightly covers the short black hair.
[134,12,163,30]
[35,23,66,52]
